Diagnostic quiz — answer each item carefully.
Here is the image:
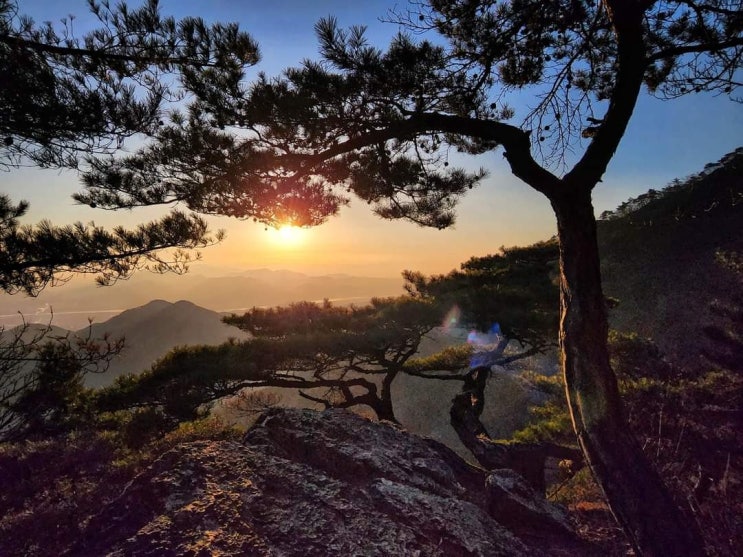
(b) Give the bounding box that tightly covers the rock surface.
[67,408,594,556]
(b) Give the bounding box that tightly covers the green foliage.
[404,239,559,348]
[225,296,443,339]
[548,467,605,507]
[225,296,446,365]
[514,330,743,554]
[599,149,743,227]
[403,344,472,375]
[94,340,266,423]
[0,0,256,294]
[514,331,742,446]
[511,372,573,445]
[0,427,151,556]
[608,330,675,380]
[9,343,89,438]
[1,3,736,545]
[0,322,123,441]
[703,248,743,373]
[0,0,258,169]
[596,149,743,369]
[90,407,243,453]
[0,411,241,556]
[118,407,176,449]
[157,416,243,447]
[96,297,448,424]
[93,246,560,430]
[0,195,222,295]
[76,1,742,229]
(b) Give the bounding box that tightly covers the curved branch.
[294,112,562,197]
[405,370,466,381]
[256,375,379,395]
[647,37,743,62]
[298,390,333,409]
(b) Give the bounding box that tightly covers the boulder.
[486,469,573,538]
[67,408,594,556]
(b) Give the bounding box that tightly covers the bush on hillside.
[513,331,743,556]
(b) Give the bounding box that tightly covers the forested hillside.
[600,147,743,368]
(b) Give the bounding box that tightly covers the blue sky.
[4,0,742,278]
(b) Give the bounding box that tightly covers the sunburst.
[271,224,305,247]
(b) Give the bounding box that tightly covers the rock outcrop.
[67,408,594,556]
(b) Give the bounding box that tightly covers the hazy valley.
[0,269,404,330]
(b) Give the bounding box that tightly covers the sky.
[3,0,743,282]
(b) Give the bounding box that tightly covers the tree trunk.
[450,366,583,494]
[551,189,706,556]
[377,370,399,423]
[373,397,398,423]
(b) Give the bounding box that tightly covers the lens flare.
[442,305,461,330]
[467,322,504,369]
[466,323,502,346]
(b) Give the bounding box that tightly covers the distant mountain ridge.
[600,146,743,223]
[0,300,252,389]
[0,269,404,330]
[4,149,740,379]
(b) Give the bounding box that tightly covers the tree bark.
[450,366,583,494]
[377,369,399,423]
[373,397,398,423]
[551,189,706,556]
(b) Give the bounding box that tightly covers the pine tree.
[0,0,258,169]
[98,297,449,425]
[0,320,123,441]
[79,2,743,553]
[0,0,257,294]
[98,246,561,428]
[404,239,560,352]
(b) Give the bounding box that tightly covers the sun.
[271,224,305,247]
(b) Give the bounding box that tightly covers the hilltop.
[1,408,603,557]
[1,149,741,556]
[82,300,252,388]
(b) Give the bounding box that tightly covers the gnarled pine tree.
[96,297,449,424]
[75,1,743,555]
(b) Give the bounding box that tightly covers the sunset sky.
[4,0,742,280]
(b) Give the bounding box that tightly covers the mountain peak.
[81,299,250,388]
[141,299,172,309]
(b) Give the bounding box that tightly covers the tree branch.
[298,390,333,409]
[0,34,225,69]
[564,1,647,190]
[449,366,582,494]
[405,370,466,381]
[647,38,743,63]
[294,112,562,197]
